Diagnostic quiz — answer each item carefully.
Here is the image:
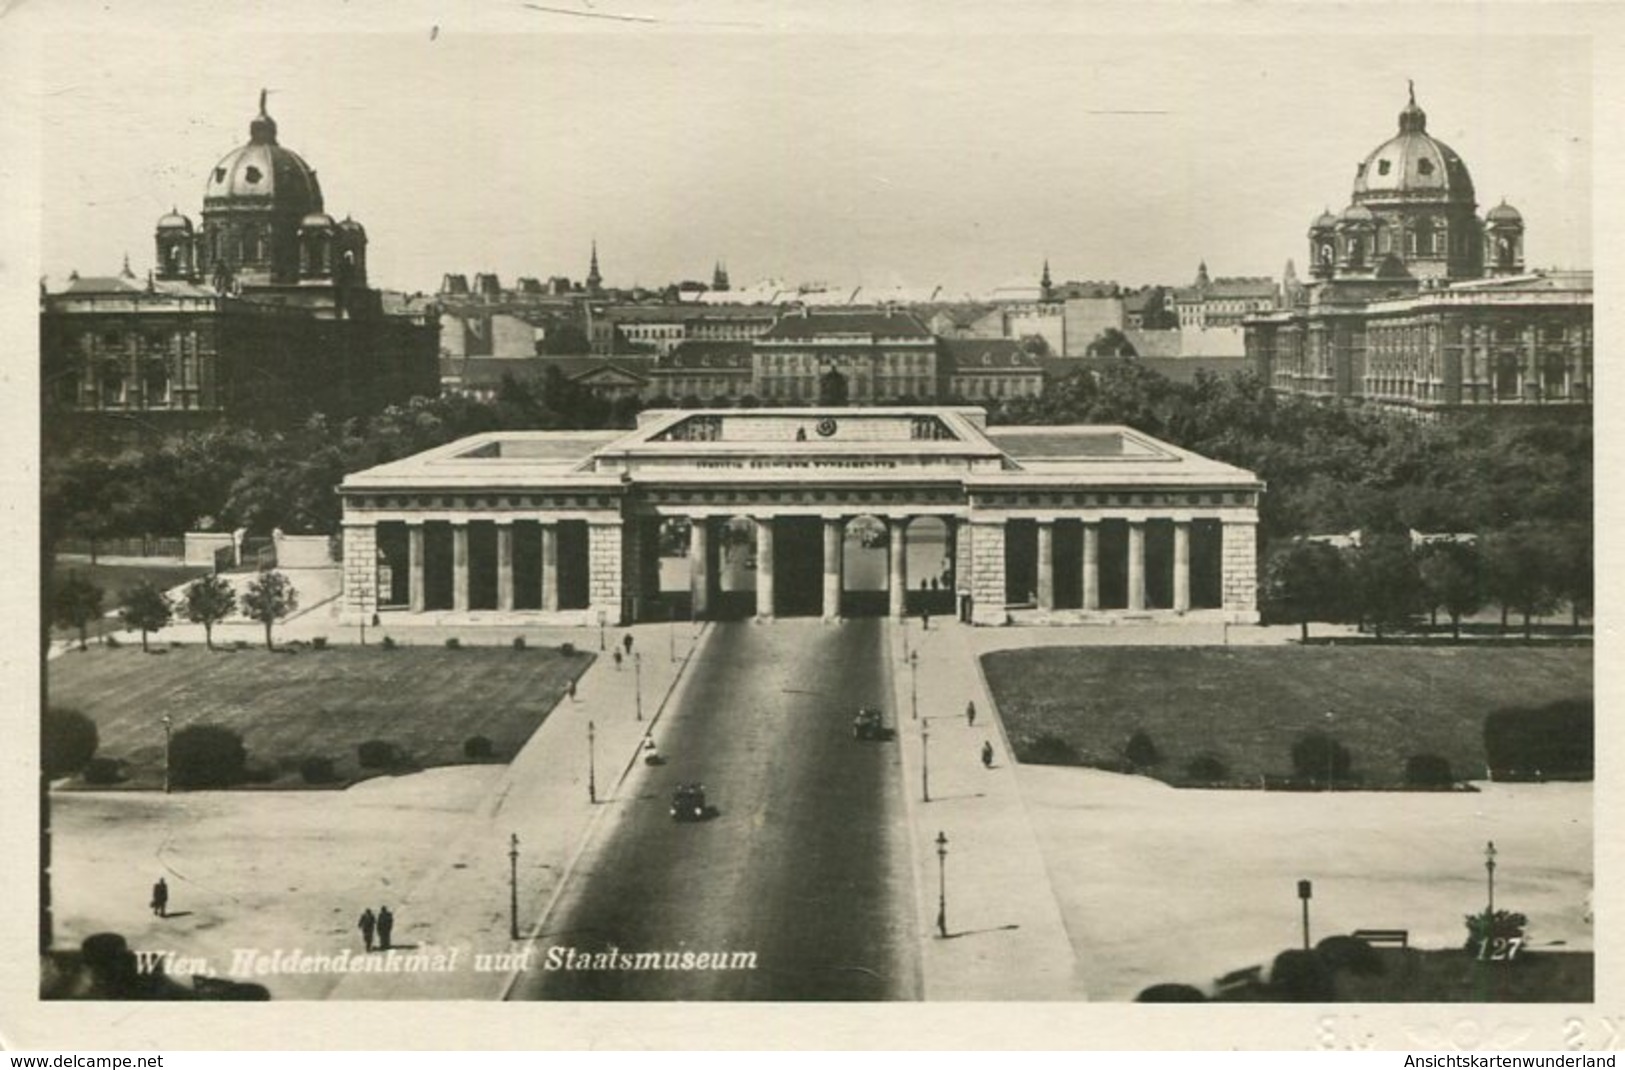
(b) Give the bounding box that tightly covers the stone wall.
[968,521,1006,625]
[1221,520,1259,620]
[588,522,625,623]
[341,523,378,621]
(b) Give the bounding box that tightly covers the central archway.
[841,514,890,617]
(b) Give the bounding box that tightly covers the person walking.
[981,740,994,769]
[622,633,634,656]
[568,678,577,702]
[613,650,623,671]
[966,700,977,727]
[376,906,394,951]
[150,877,169,918]
[921,608,930,631]
[358,907,377,952]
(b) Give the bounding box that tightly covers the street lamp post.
[634,652,643,721]
[598,609,607,652]
[935,831,949,938]
[922,717,931,803]
[1324,710,1335,791]
[508,833,520,941]
[1485,840,1497,918]
[587,720,597,804]
[162,714,172,795]
[1297,879,1313,950]
[669,602,677,663]
[909,650,919,721]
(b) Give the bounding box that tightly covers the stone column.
[1081,521,1099,611]
[755,517,775,620]
[452,522,470,612]
[968,520,1006,626]
[541,522,559,613]
[822,517,844,621]
[689,519,710,619]
[1173,520,1191,614]
[1127,520,1146,612]
[888,516,909,619]
[408,523,426,613]
[587,522,625,624]
[496,522,515,612]
[341,522,378,623]
[1036,520,1055,611]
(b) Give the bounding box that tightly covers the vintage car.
[670,782,708,821]
[852,707,889,741]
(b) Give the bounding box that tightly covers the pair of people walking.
[358,905,395,952]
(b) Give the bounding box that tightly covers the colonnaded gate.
[337,407,1262,628]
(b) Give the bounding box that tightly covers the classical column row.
[399,520,565,613]
[1034,518,1194,614]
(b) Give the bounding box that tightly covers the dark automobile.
[852,707,891,741]
[671,782,708,821]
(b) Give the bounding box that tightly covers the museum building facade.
[337,407,1263,628]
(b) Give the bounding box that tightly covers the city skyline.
[32,17,1592,298]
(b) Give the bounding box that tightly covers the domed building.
[43,93,439,439]
[1248,86,1591,416]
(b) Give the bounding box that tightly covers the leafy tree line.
[1262,522,1590,640]
[45,362,1590,557]
[51,570,300,651]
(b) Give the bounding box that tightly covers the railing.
[56,536,185,559]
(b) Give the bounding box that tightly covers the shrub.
[1269,949,1335,1002]
[298,757,335,784]
[463,735,494,760]
[559,642,576,656]
[104,634,121,649]
[1124,729,1161,768]
[242,764,277,784]
[82,757,124,785]
[445,637,461,649]
[1135,983,1207,1002]
[1185,753,1228,782]
[357,739,401,769]
[169,724,248,789]
[1464,909,1528,958]
[312,636,328,650]
[1405,753,1454,787]
[43,707,99,779]
[234,640,248,651]
[1290,731,1352,785]
[1484,700,1592,780]
[512,636,527,650]
[1315,935,1385,977]
[381,635,397,650]
[1019,732,1080,766]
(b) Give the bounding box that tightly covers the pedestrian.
[358,907,376,952]
[150,877,168,918]
[981,740,994,769]
[568,678,577,701]
[377,906,394,951]
[921,608,930,631]
[966,700,977,727]
[613,650,623,671]
[623,633,634,656]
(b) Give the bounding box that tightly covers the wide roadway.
[509,617,920,1001]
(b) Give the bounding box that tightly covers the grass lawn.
[47,644,593,789]
[983,646,1591,789]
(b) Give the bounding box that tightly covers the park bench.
[1351,928,1409,949]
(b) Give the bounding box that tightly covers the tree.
[1550,521,1592,630]
[1085,327,1137,358]
[1262,541,1350,641]
[1417,540,1483,639]
[1348,534,1421,639]
[240,570,298,651]
[51,571,104,651]
[1482,524,1561,640]
[183,574,237,650]
[42,707,99,779]
[117,582,172,652]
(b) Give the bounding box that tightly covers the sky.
[22,4,1599,298]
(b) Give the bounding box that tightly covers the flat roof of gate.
[340,408,1262,490]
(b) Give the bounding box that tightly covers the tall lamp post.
[935,831,949,938]
[1324,710,1335,791]
[909,650,920,721]
[162,714,173,795]
[1297,879,1313,950]
[598,609,607,652]
[669,602,677,663]
[921,717,931,803]
[508,833,520,941]
[1484,840,1497,918]
[587,720,597,804]
[634,652,643,721]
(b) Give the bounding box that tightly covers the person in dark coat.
[966,701,977,727]
[150,877,168,918]
[622,633,634,656]
[358,907,376,952]
[981,741,994,769]
[376,906,394,951]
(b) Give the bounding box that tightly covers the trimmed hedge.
[1484,699,1592,780]
[169,724,247,789]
